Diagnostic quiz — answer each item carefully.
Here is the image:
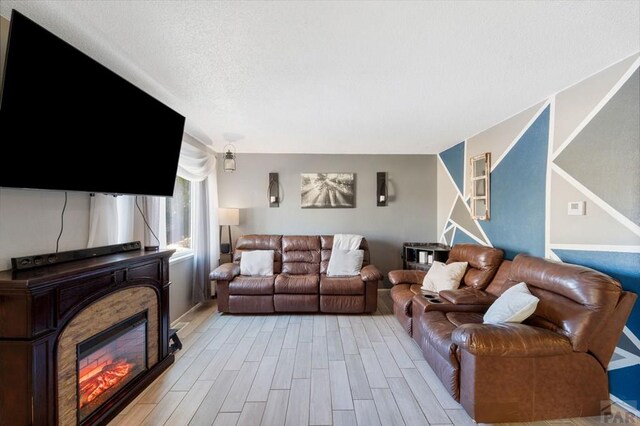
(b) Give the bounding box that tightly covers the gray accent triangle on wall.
[549,170,639,246]
[449,196,488,245]
[553,54,639,153]
[444,228,454,245]
[617,332,640,357]
[555,69,640,226]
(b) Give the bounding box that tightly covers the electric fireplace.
[77,313,148,423]
[0,249,175,425]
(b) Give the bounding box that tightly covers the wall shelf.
[402,242,450,271]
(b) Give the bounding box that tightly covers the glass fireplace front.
[77,312,148,423]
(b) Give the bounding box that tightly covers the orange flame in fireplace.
[79,360,134,407]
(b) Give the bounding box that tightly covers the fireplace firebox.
[77,312,148,423]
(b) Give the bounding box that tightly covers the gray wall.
[217,154,438,282]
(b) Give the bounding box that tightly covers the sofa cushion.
[229,275,275,295]
[240,250,274,276]
[484,282,539,324]
[447,243,504,290]
[446,312,484,328]
[281,236,321,275]
[320,295,365,313]
[327,249,364,276]
[422,261,468,292]
[420,311,460,362]
[275,274,319,294]
[320,275,365,295]
[274,294,318,312]
[229,295,274,313]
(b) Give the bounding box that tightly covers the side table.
[219,253,232,265]
[402,242,450,271]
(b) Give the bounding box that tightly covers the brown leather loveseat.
[210,234,382,314]
[389,245,637,423]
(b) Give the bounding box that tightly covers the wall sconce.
[268,172,279,207]
[377,172,387,206]
[218,208,239,253]
[223,144,236,172]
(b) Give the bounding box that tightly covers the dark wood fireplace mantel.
[0,249,175,425]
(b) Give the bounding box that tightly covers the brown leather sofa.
[389,246,637,423]
[210,234,382,314]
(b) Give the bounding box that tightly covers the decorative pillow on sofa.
[327,249,364,276]
[240,250,274,276]
[421,261,468,292]
[483,282,539,324]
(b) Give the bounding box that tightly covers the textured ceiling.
[1,1,638,154]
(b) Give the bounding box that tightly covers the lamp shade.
[218,208,239,226]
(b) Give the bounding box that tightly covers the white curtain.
[136,196,167,248]
[178,135,220,303]
[87,194,165,248]
[87,194,119,247]
[116,196,135,243]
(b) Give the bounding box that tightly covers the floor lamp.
[218,208,239,254]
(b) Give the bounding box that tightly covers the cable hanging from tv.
[55,192,68,253]
[135,196,160,251]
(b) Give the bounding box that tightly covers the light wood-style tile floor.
[110,290,639,426]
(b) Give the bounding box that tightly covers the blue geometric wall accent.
[451,228,480,246]
[479,107,550,259]
[440,141,465,194]
[610,365,640,406]
[552,249,640,336]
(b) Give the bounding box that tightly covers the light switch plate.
[568,201,586,215]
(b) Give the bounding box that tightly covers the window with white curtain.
[166,176,192,251]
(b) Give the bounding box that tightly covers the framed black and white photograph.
[301,173,355,208]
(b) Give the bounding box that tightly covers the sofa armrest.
[388,270,426,285]
[452,323,573,357]
[210,263,240,281]
[439,288,497,305]
[360,265,383,282]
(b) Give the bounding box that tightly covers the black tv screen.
[0,10,185,196]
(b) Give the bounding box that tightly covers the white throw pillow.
[327,249,364,277]
[421,261,468,292]
[240,250,274,276]
[483,282,539,324]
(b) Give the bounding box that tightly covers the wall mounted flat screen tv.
[0,10,185,197]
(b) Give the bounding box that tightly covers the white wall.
[0,188,90,270]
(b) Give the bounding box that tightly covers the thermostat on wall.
[568,201,586,216]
